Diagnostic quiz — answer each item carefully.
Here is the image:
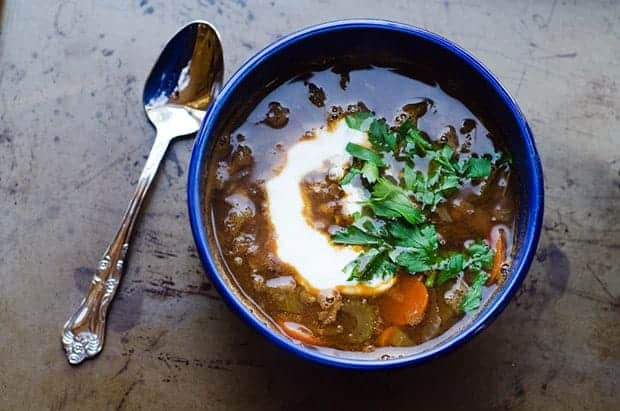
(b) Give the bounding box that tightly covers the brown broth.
[206,66,518,352]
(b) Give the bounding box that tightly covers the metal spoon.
[61,21,224,365]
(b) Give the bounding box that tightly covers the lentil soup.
[204,64,518,353]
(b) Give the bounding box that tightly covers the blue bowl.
[187,19,544,369]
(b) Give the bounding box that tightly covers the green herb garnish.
[345,142,385,166]
[345,111,373,131]
[364,178,425,225]
[466,241,494,271]
[368,119,399,152]
[437,254,466,285]
[360,161,379,183]
[331,113,504,313]
[344,247,396,282]
[388,223,439,273]
[464,157,492,179]
[460,270,489,313]
[331,225,384,246]
[340,167,361,185]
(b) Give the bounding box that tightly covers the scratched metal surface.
[0,0,618,409]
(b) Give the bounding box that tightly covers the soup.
[205,65,517,352]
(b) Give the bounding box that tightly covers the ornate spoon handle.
[62,135,169,364]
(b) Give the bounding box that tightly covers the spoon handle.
[62,135,169,364]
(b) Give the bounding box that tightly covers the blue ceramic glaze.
[187,19,544,369]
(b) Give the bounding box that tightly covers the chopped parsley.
[343,247,397,282]
[437,253,466,285]
[345,142,386,167]
[340,167,361,185]
[460,270,490,313]
[333,112,504,313]
[368,118,399,152]
[331,225,384,246]
[364,178,425,225]
[344,111,374,131]
[466,241,494,272]
[465,156,492,179]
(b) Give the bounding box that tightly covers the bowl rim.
[187,18,544,370]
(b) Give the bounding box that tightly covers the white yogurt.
[265,119,395,295]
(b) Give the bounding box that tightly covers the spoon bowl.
[62,21,223,365]
[145,21,224,139]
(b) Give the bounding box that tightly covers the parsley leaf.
[438,174,460,192]
[387,224,439,273]
[344,248,378,281]
[405,126,432,155]
[388,222,438,252]
[346,143,386,167]
[435,242,493,287]
[368,119,399,152]
[415,190,443,209]
[345,111,373,131]
[385,220,416,241]
[366,179,425,225]
[465,157,492,179]
[403,165,447,209]
[370,177,405,200]
[353,215,388,238]
[365,198,424,225]
[384,200,425,225]
[397,118,415,135]
[399,119,432,155]
[361,161,379,183]
[345,248,396,281]
[340,167,361,185]
[365,200,402,219]
[403,164,418,191]
[395,250,434,272]
[368,252,398,280]
[437,253,466,285]
[460,270,489,313]
[430,145,458,174]
[331,225,384,246]
[466,241,494,271]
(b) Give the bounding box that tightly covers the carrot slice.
[376,326,413,347]
[276,317,323,346]
[377,326,400,347]
[487,230,506,285]
[379,276,429,326]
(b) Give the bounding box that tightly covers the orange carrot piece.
[487,231,505,285]
[276,318,323,346]
[377,326,413,347]
[377,326,401,347]
[379,276,429,326]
